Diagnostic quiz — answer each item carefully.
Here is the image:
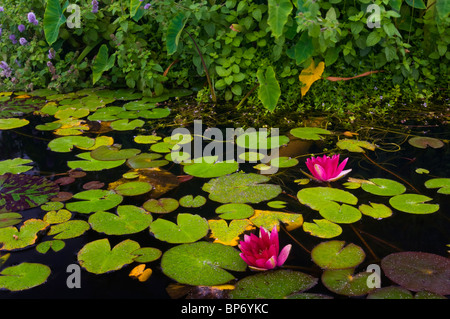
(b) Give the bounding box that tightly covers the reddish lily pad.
[381,252,450,295]
[408,136,444,149]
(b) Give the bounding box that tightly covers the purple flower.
[48,48,55,60]
[0,61,12,78]
[28,12,38,25]
[0,7,4,12]
[91,0,99,13]
[144,3,151,9]
[18,24,25,32]
[0,28,2,37]
[9,34,17,44]
[19,37,27,45]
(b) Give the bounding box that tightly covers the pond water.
[0,89,449,299]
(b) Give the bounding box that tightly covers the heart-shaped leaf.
[215,203,254,220]
[302,219,342,238]
[149,213,208,243]
[0,263,51,291]
[65,189,123,214]
[389,194,439,214]
[311,241,365,270]
[0,219,49,251]
[336,139,376,153]
[424,178,450,195]
[143,198,179,214]
[290,127,331,140]
[208,219,254,246]
[361,178,406,196]
[249,209,303,231]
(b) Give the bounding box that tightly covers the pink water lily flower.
[305,154,352,182]
[238,226,291,271]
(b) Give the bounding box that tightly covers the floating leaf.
[359,203,392,219]
[235,130,289,150]
[48,220,90,239]
[65,189,123,214]
[143,198,179,214]
[389,194,439,214]
[408,136,444,149]
[290,127,331,140]
[0,263,51,291]
[149,213,208,243]
[202,172,282,204]
[215,203,254,220]
[249,210,303,231]
[132,247,162,263]
[48,136,96,153]
[113,181,153,196]
[161,242,247,286]
[302,219,342,238]
[299,60,325,97]
[270,157,299,168]
[43,209,72,224]
[0,219,49,251]
[424,178,450,195]
[381,252,450,295]
[183,156,239,178]
[267,200,287,209]
[0,158,33,175]
[67,152,126,171]
[179,195,207,208]
[134,135,162,144]
[140,108,171,119]
[367,286,414,299]
[0,118,29,130]
[311,241,365,270]
[126,153,167,169]
[321,268,375,296]
[77,238,140,274]
[36,240,65,254]
[229,270,318,299]
[0,174,59,213]
[0,213,22,228]
[89,205,152,235]
[208,219,254,246]
[110,119,145,131]
[90,145,141,161]
[361,178,406,196]
[336,139,376,153]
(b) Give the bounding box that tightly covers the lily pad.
[215,203,254,220]
[381,252,450,295]
[113,181,153,196]
[359,203,393,219]
[289,127,331,140]
[65,189,123,214]
[202,172,282,204]
[161,241,247,286]
[235,130,289,150]
[67,152,126,171]
[90,145,141,161]
[0,118,29,130]
[43,209,72,224]
[48,136,96,153]
[0,158,33,175]
[89,205,153,235]
[110,119,145,131]
[366,286,414,299]
[0,219,49,251]
[77,238,140,274]
[134,135,162,144]
[47,220,90,239]
[0,213,22,228]
[336,139,376,153]
[183,156,239,178]
[0,263,51,291]
[229,270,318,299]
[127,153,169,169]
[389,194,439,214]
[139,107,171,119]
[132,247,162,263]
[424,178,450,195]
[36,240,65,254]
[179,195,207,208]
[208,219,254,246]
[321,268,375,296]
[408,136,444,149]
[0,173,59,213]
[249,210,303,231]
[361,178,406,196]
[149,213,208,243]
[269,156,299,168]
[143,198,179,214]
[311,241,365,270]
[302,219,342,238]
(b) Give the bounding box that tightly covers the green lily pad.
[48,136,96,153]
[113,181,153,196]
[0,219,49,251]
[35,121,62,131]
[202,172,282,204]
[134,135,162,144]
[0,263,51,291]
[381,252,450,295]
[47,220,90,239]
[179,195,207,208]
[336,139,376,153]
[235,130,289,150]
[139,107,171,119]
[143,198,179,214]
[132,247,162,263]
[123,101,156,111]
[90,145,141,161]
[321,268,375,296]
[0,118,29,130]
[0,213,22,228]
[0,173,59,213]
[65,189,123,214]
[389,194,439,214]
[359,203,392,219]
[302,219,342,238]
[43,209,72,224]
[89,205,152,235]
[149,213,208,243]
[67,152,126,171]
[311,241,365,270]
[183,156,239,178]
[269,156,299,168]
[36,240,65,254]
[267,200,287,209]
[424,178,450,195]
[367,286,414,299]
[289,127,331,140]
[408,136,444,149]
[229,270,318,299]
[0,158,33,174]
[54,107,90,120]
[77,238,141,274]
[361,178,406,196]
[110,119,145,131]
[126,153,168,169]
[249,210,303,231]
[215,203,255,220]
[208,219,254,246]
[161,241,247,286]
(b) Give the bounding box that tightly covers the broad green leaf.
[367,286,414,299]
[405,0,426,9]
[0,263,51,291]
[424,178,450,194]
[110,119,145,131]
[322,268,375,296]
[43,209,72,224]
[36,240,65,254]
[166,12,187,55]
[336,139,376,153]
[0,118,29,130]
[92,44,116,84]
[0,158,33,174]
[113,181,153,196]
[183,156,239,178]
[179,195,207,208]
[48,136,96,153]
[290,127,331,140]
[267,0,293,38]
[311,241,365,269]
[235,131,289,150]
[389,194,439,214]
[161,242,247,286]
[0,213,22,228]
[90,145,141,161]
[0,219,49,251]
[359,203,393,219]
[208,219,254,246]
[257,66,281,112]
[215,203,255,220]
[230,270,318,299]
[133,247,162,263]
[286,32,313,64]
[149,213,208,243]
[249,209,303,231]
[129,0,143,17]
[408,136,444,149]
[302,219,342,238]
[143,198,179,214]
[77,238,140,274]
[361,178,406,196]
[65,189,123,214]
[44,0,68,45]
[67,152,126,171]
[48,220,90,239]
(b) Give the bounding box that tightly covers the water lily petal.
[277,244,292,267]
[313,164,328,181]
